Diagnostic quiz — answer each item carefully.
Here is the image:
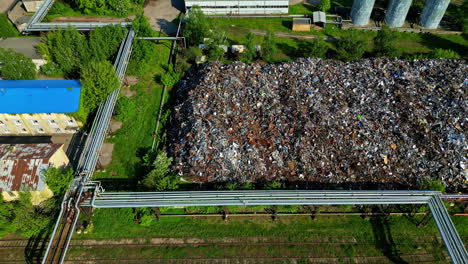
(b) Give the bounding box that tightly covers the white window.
[37,128,45,133]
[0,120,4,126]
[49,120,58,126]
[4,129,11,134]
[68,119,75,125]
[33,120,39,125]
[55,128,62,133]
[15,120,22,126]
[21,128,27,133]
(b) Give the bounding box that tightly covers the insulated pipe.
[351,0,376,25]
[419,0,450,29]
[384,0,412,27]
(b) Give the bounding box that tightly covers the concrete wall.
[351,0,376,25]
[420,0,450,29]
[22,0,44,12]
[385,0,412,27]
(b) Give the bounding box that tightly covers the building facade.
[185,0,289,15]
[0,143,69,204]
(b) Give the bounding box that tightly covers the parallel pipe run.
[384,0,412,27]
[420,0,451,29]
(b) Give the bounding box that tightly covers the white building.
[185,0,289,15]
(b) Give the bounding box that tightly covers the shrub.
[44,167,74,196]
[304,39,329,58]
[242,32,258,62]
[115,96,137,121]
[142,152,179,191]
[374,25,401,57]
[317,0,331,12]
[430,48,461,59]
[161,65,180,88]
[335,33,368,61]
[184,46,203,62]
[40,62,64,77]
[0,48,36,80]
[261,31,278,62]
[185,6,210,46]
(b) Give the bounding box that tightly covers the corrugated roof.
[0,143,62,191]
[0,80,81,113]
[293,18,311,25]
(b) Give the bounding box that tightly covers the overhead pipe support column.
[419,0,450,29]
[351,0,376,25]
[384,0,412,27]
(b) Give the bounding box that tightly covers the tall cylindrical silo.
[385,0,412,27]
[420,0,450,29]
[351,0,376,25]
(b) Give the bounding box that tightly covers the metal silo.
[420,0,450,29]
[351,0,376,25]
[385,0,412,27]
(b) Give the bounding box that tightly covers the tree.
[205,30,227,61]
[142,152,179,191]
[11,193,49,237]
[373,25,401,57]
[0,48,36,80]
[161,65,180,87]
[80,61,120,112]
[335,33,368,61]
[89,25,128,62]
[185,6,210,46]
[317,0,331,12]
[44,167,74,196]
[430,49,461,59]
[0,196,14,236]
[261,31,278,62]
[242,32,258,62]
[303,39,329,58]
[129,14,156,74]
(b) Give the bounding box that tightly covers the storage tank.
[420,0,450,29]
[351,0,376,25]
[385,0,412,27]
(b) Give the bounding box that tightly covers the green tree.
[430,48,461,59]
[0,196,14,236]
[44,167,74,196]
[161,65,180,87]
[242,32,258,62]
[185,6,210,46]
[89,25,128,62]
[317,0,331,12]
[261,31,278,62]
[0,48,37,80]
[129,14,156,74]
[80,61,120,112]
[11,193,49,238]
[335,33,368,61]
[205,30,227,61]
[142,152,179,191]
[374,25,401,57]
[303,39,329,58]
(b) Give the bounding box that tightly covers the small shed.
[292,18,311,32]
[312,11,327,27]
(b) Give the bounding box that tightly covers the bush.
[68,0,133,16]
[420,177,446,192]
[261,31,278,62]
[0,14,19,37]
[184,46,203,62]
[430,48,461,59]
[40,62,64,77]
[44,167,74,196]
[317,0,331,12]
[142,152,179,191]
[242,32,258,62]
[304,39,329,58]
[161,65,180,88]
[0,48,37,80]
[115,96,137,121]
[374,25,401,57]
[128,14,156,74]
[335,33,368,61]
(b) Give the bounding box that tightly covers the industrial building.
[184,0,289,15]
[0,143,69,204]
[351,0,450,28]
[0,80,82,136]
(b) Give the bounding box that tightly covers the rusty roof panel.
[0,144,62,191]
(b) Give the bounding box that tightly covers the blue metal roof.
[0,80,81,113]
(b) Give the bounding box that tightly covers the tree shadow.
[420,33,467,57]
[281,20,293,31]
[24,229,50,263]
[370,211,409,264]
[171,0,185,12]
[277,42,301,58]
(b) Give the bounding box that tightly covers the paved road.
[0,0,16,13]
[144,0,183,35]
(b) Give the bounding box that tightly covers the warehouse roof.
[0,80,81,113]
[0,144,63,191]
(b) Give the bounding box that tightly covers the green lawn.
[92,40,172,184]
[0,14,19,37]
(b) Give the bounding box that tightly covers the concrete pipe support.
[420,0,450,29]
[385,0,412,27]
[351,0,376,25]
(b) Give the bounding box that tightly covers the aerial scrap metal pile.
[169,58,467,191]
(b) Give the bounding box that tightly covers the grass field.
[92,40,172,184]
[69,209,467,263]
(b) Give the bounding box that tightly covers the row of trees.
[38,25,126,121]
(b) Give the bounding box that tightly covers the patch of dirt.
[98,143,114,167]
[110,120,123,133]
